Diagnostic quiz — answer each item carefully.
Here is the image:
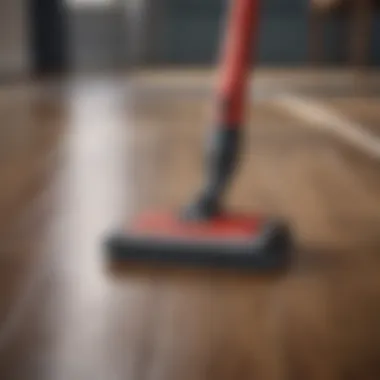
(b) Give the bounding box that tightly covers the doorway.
[29,0,69,76]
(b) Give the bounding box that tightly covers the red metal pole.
[217,0,259,127]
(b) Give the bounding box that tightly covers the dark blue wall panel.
[160,0,310,65]
[156,0,379,66]
[165,18,220,64]
[258,16,308,64]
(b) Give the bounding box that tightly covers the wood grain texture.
[0,71,379,380]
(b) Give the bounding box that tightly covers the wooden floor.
[0,70,380,379]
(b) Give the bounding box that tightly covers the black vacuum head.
[105,212,292,271]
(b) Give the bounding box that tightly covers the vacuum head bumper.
[105,212,292,271]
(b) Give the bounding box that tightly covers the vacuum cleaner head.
[103,0,295,272]
[105,212,292,270]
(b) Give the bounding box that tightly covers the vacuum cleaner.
[105,0,293,270]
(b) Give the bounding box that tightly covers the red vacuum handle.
[184,0,260,220]
[217,0,259,127]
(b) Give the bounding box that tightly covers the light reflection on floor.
[48,79,148,380]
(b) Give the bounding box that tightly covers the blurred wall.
[0,0,378,77]
[145,0,380,66]
[145,0,310,66]
[69,4,129,71]
[68,0,157,72]
[0,0,29,77]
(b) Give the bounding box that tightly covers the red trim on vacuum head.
[128,212,262,242]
